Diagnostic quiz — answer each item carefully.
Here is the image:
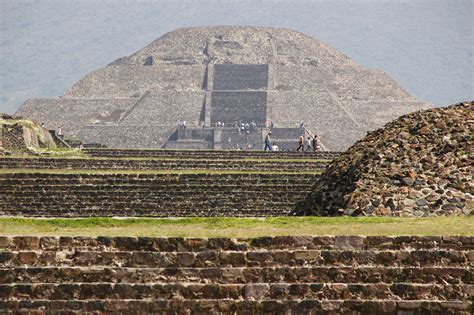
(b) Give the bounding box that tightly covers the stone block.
[13,237,39,250]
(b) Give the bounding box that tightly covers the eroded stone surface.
[300,102,473,217]
[0,235,472,314]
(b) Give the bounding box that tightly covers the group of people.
[264,131,321,152]
[296,134,321,152]
[178,121,187,129]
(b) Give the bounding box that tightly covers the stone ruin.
[16,26,431,151]
[299,101,473,217]
[0,114,58,154]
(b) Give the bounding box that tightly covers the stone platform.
[0,149,334,217]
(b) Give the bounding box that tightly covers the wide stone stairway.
[0,236,472,314]
[0,172,317,217]
[0,149,334,217]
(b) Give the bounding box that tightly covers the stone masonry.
[0,235,472,314]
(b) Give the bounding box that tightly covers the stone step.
[0,204,303,214]
[2,299,470,314]
[82,149,340,160]
[1,250,470,268]
[0,158,329,171]
[2,190,311,198]
[4,236,472,252]
[1,266,470,285]
[0,204,303,212]
[2,184,314,192]
[0,208,296,217]
[1,173,318,180]
[0,177,317,185]
[0,283,470,301]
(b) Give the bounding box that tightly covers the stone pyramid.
[16,26,431,150]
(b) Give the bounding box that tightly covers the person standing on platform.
[264,131,272,151]
[305,136,312,151]
[296,134,304,151]
[313,134,321,152]
[56,127,63,139]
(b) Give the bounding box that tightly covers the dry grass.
[0,216,471,237]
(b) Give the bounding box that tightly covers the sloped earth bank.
[297,101,473,217]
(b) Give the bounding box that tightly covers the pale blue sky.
[1,0,472,114]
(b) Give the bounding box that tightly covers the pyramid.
[16,26,431,150]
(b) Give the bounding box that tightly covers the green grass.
[32,147,86,157]
[0,168,321,175]
[0,216,471,237]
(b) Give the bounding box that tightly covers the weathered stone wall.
[120,91,205,127]
[64,65,206,98]
[1,235,472,313]
[267,91,367,150]
[19,98,136,129]
[67,125,177,148]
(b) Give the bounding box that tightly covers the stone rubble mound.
[302,101,473,217]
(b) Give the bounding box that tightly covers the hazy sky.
[1,0,472,114]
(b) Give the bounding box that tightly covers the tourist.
[300,121,305,128]
[264,131,272,151]
[296,134,304,151]
[182,121,187,129]
[41,123,45,129]
[305,136,312,151]
[313,134,321,152]
[56,127,63,139]
[272,142,279,151]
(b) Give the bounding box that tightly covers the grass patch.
[0,168,321,175]
[32,147,86,158]
[0,216,471,237]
